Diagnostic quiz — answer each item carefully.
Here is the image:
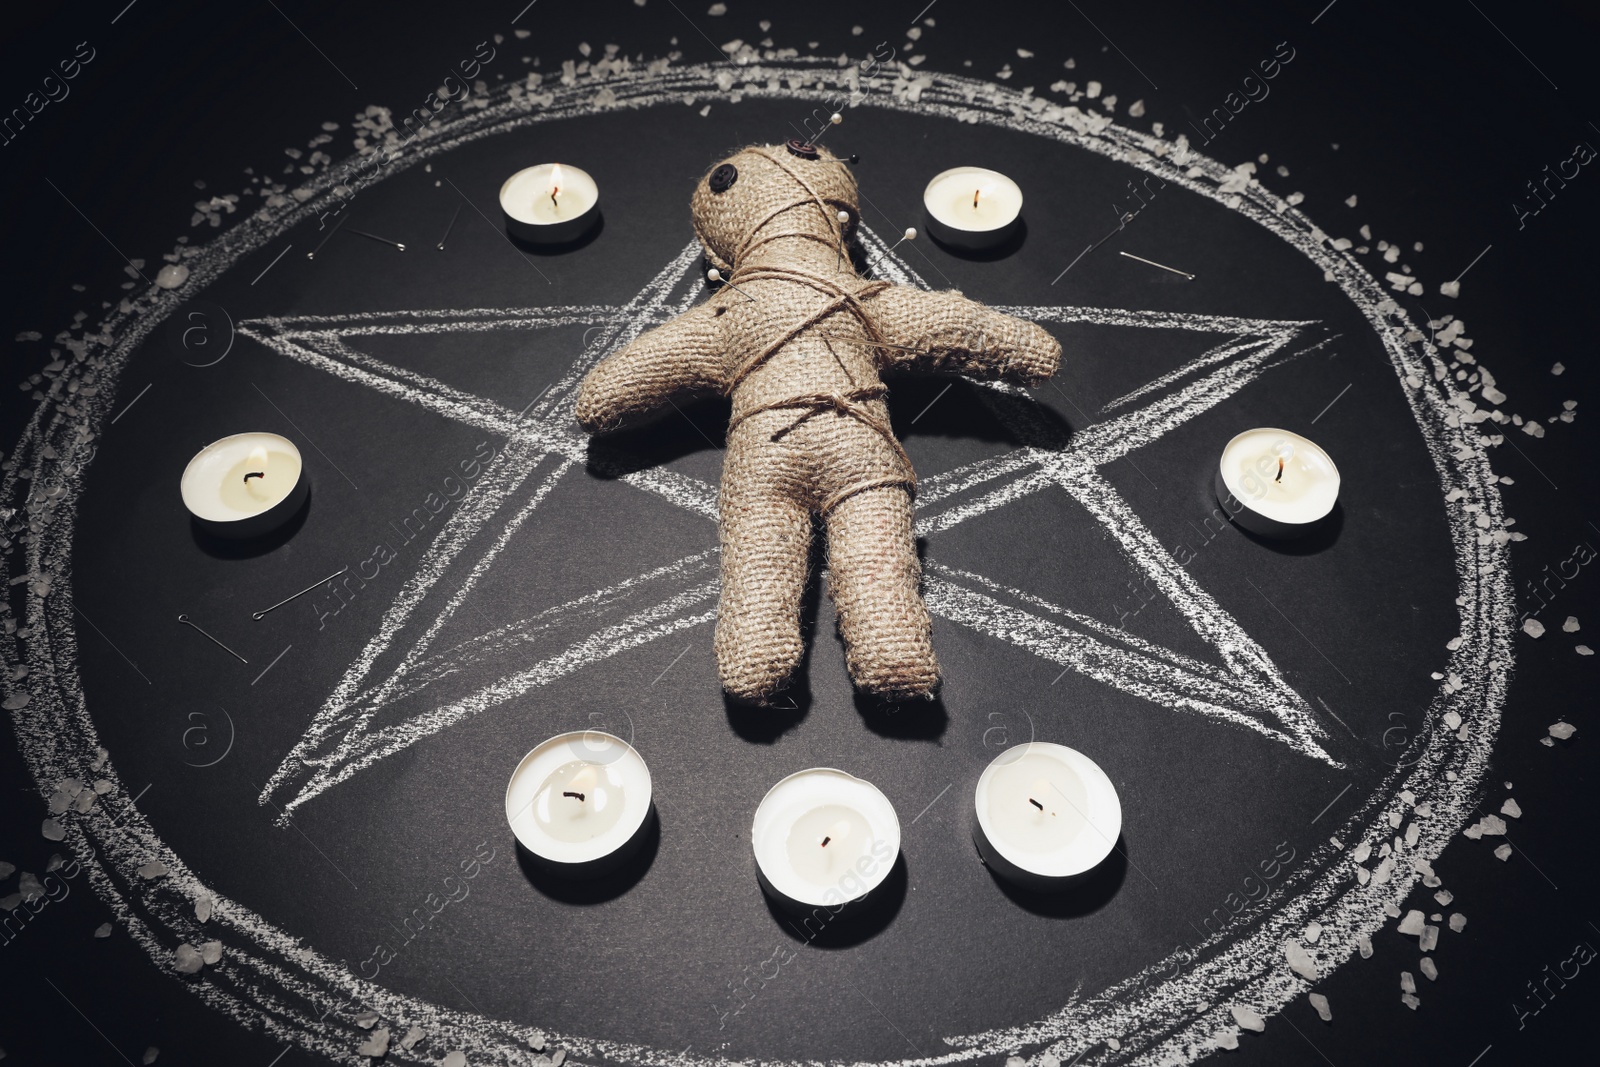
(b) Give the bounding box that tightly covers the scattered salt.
[1494,843,1513,861]
[1420,957,1438,981]
[94,922,112,938]
[1286,941,1318,980]
[1309,992,1332,1022]
[358,1028,391,1058]
[1549,721,1576,739]
[1449,913,1467,932]
[1230,1004,1265,1032]
[1523,618,1545,638]
[1400,971,1416,994]
[1397,910,1425,936]
[174,943,204,974]
[1304,921,1323,944]
[1563,616,1580,632]
[1501,798,1522,818]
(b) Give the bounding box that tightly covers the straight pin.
[706,267,756,302]
[253,566,349,620]
[1118,250,1195,280]
[348,228,406,252]
[868,227,917,273]
[177,614,249,664]
[836,209,850,270]
[812,111,843,144]
[436,204,463,251]
[306,214,346,260]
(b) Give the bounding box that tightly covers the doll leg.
[823,486,940,700]
[715,479,814,704]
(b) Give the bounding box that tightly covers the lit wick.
[562,790,585,801]
[1028,797,1044,811]
[548,163,565,213]
[243,471,265,484]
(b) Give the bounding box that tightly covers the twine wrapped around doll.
[575,141,1061,704]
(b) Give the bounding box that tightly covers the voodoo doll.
[575,141,1061,703]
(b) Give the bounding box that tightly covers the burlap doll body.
[576,142,1061,703]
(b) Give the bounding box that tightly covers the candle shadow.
[765,853,909,949]
[187,492,311,559]
[926,218,1028,261]
[1233,501,1346,555]
[983,834,1128,919]
[506,212,605,255]
[513,804,660,904]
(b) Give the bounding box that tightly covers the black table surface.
[1,2,1597,1065]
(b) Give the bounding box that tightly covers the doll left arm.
[862,286,1060,385]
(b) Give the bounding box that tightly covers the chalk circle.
[10,60,1509,1067]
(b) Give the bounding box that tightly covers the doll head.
[690,141,861,273]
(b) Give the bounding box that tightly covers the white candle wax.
[499,163,600,244]
[922,166,1023,250]
[974,742,1121,888]
[1215,427,1340,538]
[752,768,900,910]
[506,731,652,870]
[180,432,306,538]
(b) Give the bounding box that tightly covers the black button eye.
[709,163,738,193]
[784,139,819,160]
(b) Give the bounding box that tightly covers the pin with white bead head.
[868,227,917,275]
[707,267,756,302]
[812,111,843,144]
[835,208,852,270]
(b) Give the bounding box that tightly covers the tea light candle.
[506,731,653,874]
[1215,427,1341,539]
[180,432,308,539]
[922,166,1023,250]
[751,768,900,911]
[500,163,601,244]
[974,742,1121,891]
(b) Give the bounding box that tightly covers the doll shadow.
[927,218,1028,261]
[984,834,1128,918]
[507,213,605,255]
[766,853,908,949]
[514,806,659,904]
[724,560,824,742]
[188,492,311,559]
[890,378,1074,453]
[853,690,948,741]
[583,395,730,479]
